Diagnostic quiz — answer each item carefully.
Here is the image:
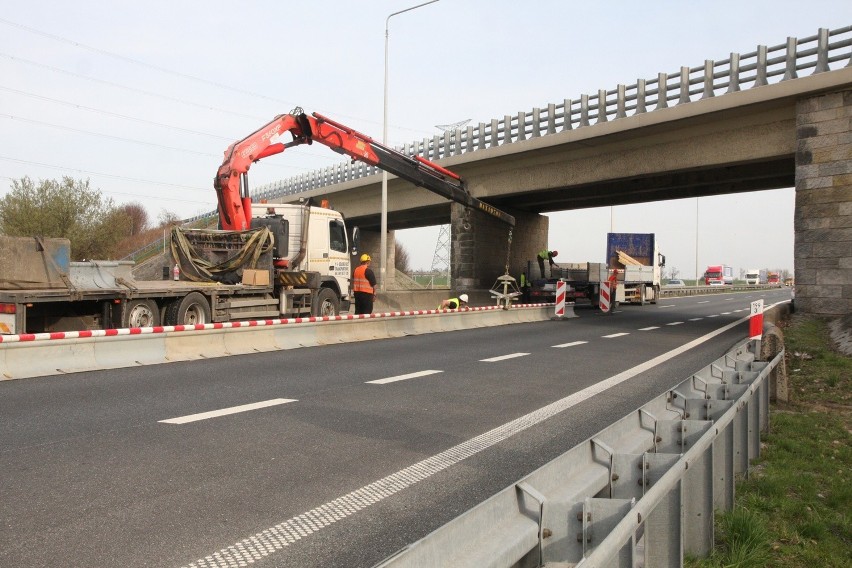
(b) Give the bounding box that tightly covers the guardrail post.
[783,37,799,80]
[518,111,528,140]
[597,89,608,123]
[562,98,574,130]
[546,103,556,134]
[503,115,513,144]
[635,79,646,114]
[678,66,691,104]
[616,84,627,118]
[476,122,486,151]
[531,108,541,138]
[643,453,682,566]
[580,94,590,126]
[583,497,635,566]
[683,443,715,557]
[656,73,668,109]
[702,60,715,98]
[489,118,499,147]
[755,45,769,86]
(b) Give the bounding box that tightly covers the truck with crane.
[0,108,515,335]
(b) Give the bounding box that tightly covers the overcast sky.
[2,2,850,280]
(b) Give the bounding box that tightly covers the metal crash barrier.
[375,338,781,568]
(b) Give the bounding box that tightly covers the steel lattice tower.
[430,120,471,278]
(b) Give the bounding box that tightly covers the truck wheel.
[165,292,211,326]
[312,287,340,317]
[123,299,160,328]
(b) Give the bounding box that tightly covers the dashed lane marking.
[480,353,530,362]
[697,300,710,304]
[639,326,659,331]
[367,370,443,385]
[552,341,588,348]
[159,399,296,425]
[707,314,719,318]
[666,322,684,326]
[689,318,704,321]
[602,333,630,338]
[658,305,676,308]
[181,312,754,568]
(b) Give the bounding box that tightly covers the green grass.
[687,315,852,568]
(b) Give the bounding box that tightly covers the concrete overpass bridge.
[202,27,851,316]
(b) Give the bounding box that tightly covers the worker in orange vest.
[353,254,377,315]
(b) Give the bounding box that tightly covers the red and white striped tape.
[0,304,549,344]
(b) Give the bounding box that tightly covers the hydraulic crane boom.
[214,108,515,231]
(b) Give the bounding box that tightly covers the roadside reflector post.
[749,298,764,356]
[599,281,612,314]
[551,279,576,320]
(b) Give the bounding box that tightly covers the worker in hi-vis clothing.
[438,293,468,310]
[537,249,558,278]
[353,254,377,315]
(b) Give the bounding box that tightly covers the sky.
[1,1,850,280]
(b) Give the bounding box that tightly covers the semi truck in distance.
[745,268,768,285]
[704,264,733,286]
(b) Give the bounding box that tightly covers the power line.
[0,17,437,141]
[0,114,322,173]
[0,155,211,196]
[1,52,267,122]
[0,85,231,139]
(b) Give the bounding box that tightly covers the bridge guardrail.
[375,323,783,567]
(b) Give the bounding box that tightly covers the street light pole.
[381,0,439,293]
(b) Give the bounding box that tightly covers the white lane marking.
[639,326,659,331]
[689,318,704,321]
[697,300,710,304]
[725,298,734,301]
[159,399,296,425]
[603,332,630,338]
[666,322,684,326]
[552,341,588,348]
[733,309,747,313]
[480,353,530,362]
[367,370,443,384]
[181,311,755,568]
[721,312,732,315]
[658,305,676,308]
[707,314,719,318]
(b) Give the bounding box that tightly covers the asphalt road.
[0,288,792,568]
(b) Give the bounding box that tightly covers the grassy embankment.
[687,315,851,567]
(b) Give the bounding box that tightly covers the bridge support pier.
[450,204,549,291]
[794,88,851,316]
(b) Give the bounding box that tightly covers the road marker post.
[551,279,576,320]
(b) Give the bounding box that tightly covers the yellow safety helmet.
[360,253,372,262]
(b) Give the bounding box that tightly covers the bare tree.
[395,241,411,274]
[120,202,150,236]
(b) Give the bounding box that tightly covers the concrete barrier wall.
[0,306,552,381]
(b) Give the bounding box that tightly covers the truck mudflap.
[277,270,320,289]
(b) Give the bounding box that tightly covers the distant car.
[664,279,685,288]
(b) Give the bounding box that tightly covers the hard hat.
[552,251,558,256]
[459,293,469,303]
[360,253,371,262]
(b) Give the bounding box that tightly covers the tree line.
[0,177,182,260]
